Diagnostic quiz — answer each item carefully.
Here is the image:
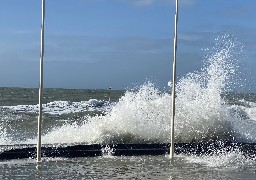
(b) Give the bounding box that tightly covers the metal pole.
[170,0,178,162]
[37,0,45,162]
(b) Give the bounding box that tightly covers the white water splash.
[36,35,256,145]
[0,125,8,145]
[40,82,171,144]
[2,35,256,146]
[183,150,256,168]
[174,35,240,142]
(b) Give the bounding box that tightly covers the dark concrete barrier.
[0,142,256,160]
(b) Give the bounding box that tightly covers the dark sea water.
[1,87,256,179]
[1,155,256,180]
[0,88,125,143]
[1,36,256,179]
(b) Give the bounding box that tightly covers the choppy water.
[1,35,256,179]
[1,155,256,180]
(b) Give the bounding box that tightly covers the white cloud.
[132,0,155,6]
[128,0,196,7]
[179,0,196,6]
[179,33,203,41]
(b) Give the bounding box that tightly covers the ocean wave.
[38,35,256,145]
[1,35,256,147]
[1,99,112,116]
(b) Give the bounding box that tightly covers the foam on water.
[2,99,111,115]
[241,100,256,120]
[182,150,256,168]
[0,125,8,145]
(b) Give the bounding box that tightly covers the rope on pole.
[170,0,178,162]
[37,0,45,162]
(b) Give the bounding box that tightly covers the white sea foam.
[0,125,8,145]
[241,100,256,120]
[2,99,111,115]
[39,82,171,144]
[183,150,256,168]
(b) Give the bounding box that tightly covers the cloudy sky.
[0,0,255,91]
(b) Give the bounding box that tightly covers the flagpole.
[37,0,45,162]
[170,0,178,162]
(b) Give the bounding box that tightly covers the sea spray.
[38,35,254,145]
[183,149,256,168]
[0,109,23,145]
[174,35,241,142]
[2,35,255,145]
[40,82,171,144]
[96,82,171,144]
[0,125,8,145]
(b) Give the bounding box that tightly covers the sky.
[0,0,255,91]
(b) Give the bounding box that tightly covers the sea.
[1,36,256,179]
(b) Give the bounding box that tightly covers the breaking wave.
[36,35,256,145]
[1,35,256,147]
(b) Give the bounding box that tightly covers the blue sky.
[0,0,255,91]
